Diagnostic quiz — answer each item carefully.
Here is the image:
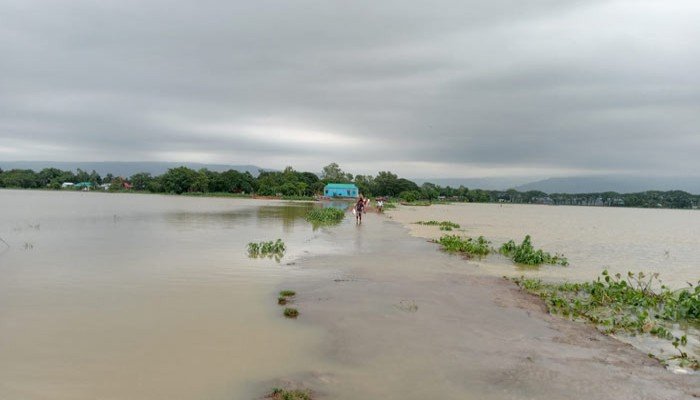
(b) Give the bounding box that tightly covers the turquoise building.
[324,183,359,198]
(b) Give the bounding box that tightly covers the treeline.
[1,163,698,209]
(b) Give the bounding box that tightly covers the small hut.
[323,183,359,198]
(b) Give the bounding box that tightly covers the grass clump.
[512,271,700,370]
[437,235,491,257]
[266,387,312,400]
[283,307,299,318]
[415,220,460,231]
[305,207,345,226]
[247,239,286,260]
[278,290,296,305]
[382,201,397,210]
[499,235,568,266]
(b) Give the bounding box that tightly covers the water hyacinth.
[436,234,491,257]
[305,207,345,226]
[247,239,286,259]
[499,235,568,266]
[512,271,700,370]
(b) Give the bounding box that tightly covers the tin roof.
[324,183,358,189]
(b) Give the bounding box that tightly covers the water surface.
[0,190,335,399]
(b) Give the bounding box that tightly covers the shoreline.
[274,213,699,398]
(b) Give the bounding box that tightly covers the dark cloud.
[1,0,699,177]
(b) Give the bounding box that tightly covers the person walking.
[355,195,365,224]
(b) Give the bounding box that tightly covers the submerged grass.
[415,220,461,231]
[283,307,299,318]
[247,239,286,260]
[305,207,345,226]
[512,271,700,370]
[436,234,491,257]
[266,388,312,400]
[278,290,296,304]
[499,235,568,266]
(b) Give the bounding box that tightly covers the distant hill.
[0,161,270,177]
[515,176,700,195]
[412,177,532,191]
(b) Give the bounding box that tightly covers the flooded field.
[0,190,339,400]
[1,191,698,399]
[390,203,700,288]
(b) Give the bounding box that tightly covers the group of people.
[353,195,384,223]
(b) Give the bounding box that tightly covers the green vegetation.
[283,307,299,318]
[278,290,296,304]
[305,207,345,226]
[266,388,312,400]
[512,271,700,369]
[499,235,568,266]
[4,163,700,210]
[415,220,460,231]
[247,239,286,259]
[436,235,491,257]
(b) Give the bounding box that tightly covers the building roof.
[324,183,358,189]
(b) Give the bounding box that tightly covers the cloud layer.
[1,0,699,177]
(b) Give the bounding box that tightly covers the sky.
[1,0,699,178]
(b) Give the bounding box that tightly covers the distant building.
[61,182,74,188]
[74,182,94,190]
[324,183,359,198]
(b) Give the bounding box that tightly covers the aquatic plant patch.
[305,207,345,226]
[278,290,296,305]
[499,235,568,266]
[415,220,460,231]
[283,307,299,318]
[382,202,397,210]
[436,234,491,257]
[266,387,312,400]
[512,271,700,370]
[247,239,286,259]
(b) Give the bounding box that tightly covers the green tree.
[130,172,153,191]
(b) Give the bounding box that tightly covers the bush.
[499,235,568,266]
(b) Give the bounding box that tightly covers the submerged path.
[278,213,699,400]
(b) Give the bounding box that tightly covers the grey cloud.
[1,0,699,178]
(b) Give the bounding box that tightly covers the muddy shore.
[272,212,699,399]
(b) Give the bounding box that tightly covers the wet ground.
[279,213,700,399]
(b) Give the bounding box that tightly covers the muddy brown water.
[1,191,698,399]
[390,203,700,288]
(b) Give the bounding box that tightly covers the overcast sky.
[1,0,699,178]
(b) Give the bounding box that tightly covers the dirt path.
[278,213,699,399]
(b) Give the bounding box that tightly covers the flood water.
[1,191,699,399]
[0,190,340,400]
[392,203,700,288]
